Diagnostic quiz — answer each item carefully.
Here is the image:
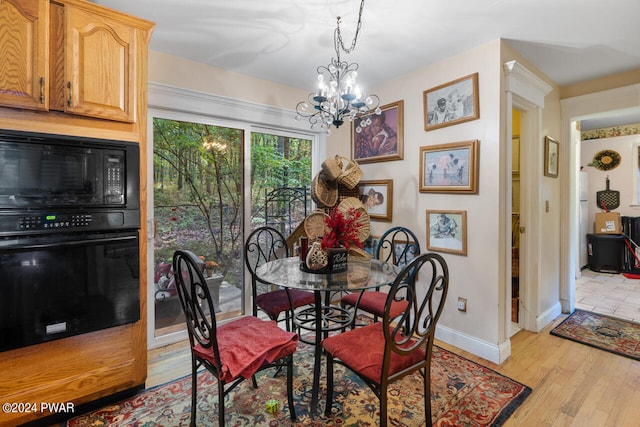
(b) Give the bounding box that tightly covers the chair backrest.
[244,226,290,314]
[173,250,222,366]
[244,226,289,275]
[382,252,449,371]
[376,226,421,267]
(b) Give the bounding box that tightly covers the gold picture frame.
[426,210,467,256]
[544,136,559,178]
[351,100,404,164]
[419,140,479,193]
[423,73,479,131]
[358,179,393,221]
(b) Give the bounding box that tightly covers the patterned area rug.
[550,309,640,361]
[65,342,530,427]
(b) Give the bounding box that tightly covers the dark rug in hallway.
[550,309,640,361]
[63,342,531,426]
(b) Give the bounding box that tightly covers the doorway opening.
[511,109,521,334]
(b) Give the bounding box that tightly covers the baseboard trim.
[535,302,563,332]
[436,324,510,365]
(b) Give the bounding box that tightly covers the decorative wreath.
[590,150,621,171]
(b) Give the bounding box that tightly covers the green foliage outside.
[152,118,311,291]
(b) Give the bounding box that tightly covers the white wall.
[326,40,506,362]
[581,134,640,226]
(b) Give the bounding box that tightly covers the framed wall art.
[426,210,467,256]
[544,136,559,178]
[392,239,419,269]
[419,140,479,193]
[363,235,380,257]
[351,100,404,164]
[423,73,479,131]
[358,179,393,221]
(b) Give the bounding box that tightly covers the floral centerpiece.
[321,207,364,250]
[302,201,368,273]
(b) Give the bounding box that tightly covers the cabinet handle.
[67,81,73,107]
[39,77,45,103]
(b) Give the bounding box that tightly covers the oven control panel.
[21,213,95,230]
[0,211,138,235]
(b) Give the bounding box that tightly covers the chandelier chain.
[335,0,366,55]
[294,0,380,133]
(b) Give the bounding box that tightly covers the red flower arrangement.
[321,207,364,250]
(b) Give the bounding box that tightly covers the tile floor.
[575,268,640,322]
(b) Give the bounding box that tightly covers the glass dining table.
[255,256,400,416]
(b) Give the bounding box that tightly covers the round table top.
[255,256,400,292]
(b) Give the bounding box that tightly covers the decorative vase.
[302,241,348,273]
[305,241,328,271]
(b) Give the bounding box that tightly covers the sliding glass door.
[151,117,245,341]
[146,113,316,348]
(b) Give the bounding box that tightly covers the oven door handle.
[1,234,138,250]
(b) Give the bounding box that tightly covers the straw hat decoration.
[311,154,363,209]
[337,197,370,243]
[310,173,338,208]
[305,155,369,249]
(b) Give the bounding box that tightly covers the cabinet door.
[0,0,49,110]
[65,5,136,123]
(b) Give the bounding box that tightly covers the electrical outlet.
[457,297,467,312]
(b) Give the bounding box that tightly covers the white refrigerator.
[579,171,589,269]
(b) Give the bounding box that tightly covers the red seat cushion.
[193,316,298,382]
[322,322,425,384]
[341,291,408,318]
[256,289,315,320]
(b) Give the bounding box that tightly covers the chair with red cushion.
[323,252,448,427]
[244,227,315,332]
[341,226,420,326]
[173,250,298,426]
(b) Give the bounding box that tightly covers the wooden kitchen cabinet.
[58,2,137,122]
[1,0,142,123]
[0,1,153,426]
[0,0,50,111]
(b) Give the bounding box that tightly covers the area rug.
[64,343,530,427]
[550,309,640,361]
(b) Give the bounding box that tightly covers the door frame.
[504,61,553,337]
[559,82,640,314]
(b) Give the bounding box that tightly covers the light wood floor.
[147,312,640,427]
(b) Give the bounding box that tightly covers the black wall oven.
[0,130,141,352]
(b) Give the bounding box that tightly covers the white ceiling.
[94,0,640,129]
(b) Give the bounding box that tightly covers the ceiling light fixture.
[295,0,380,134]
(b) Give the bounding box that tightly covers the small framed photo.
[423,73,479,131]
[351,100,404,164]
[359,180,393,221]
[363,235,380,257]
[419,140,479,193]
[392,239,418,269]
[544,136,559,178]
[426,210,467,256]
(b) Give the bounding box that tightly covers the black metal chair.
[244,226,315,331]
[323,252,449,427]
[173,250,298,426]
[341,226,421,326]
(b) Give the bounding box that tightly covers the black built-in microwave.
[0,130,140,235]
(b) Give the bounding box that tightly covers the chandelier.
[295,0,381,134]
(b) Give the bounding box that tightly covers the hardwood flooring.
[147,312,640,426]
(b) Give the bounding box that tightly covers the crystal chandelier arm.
[294,0,379,134]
